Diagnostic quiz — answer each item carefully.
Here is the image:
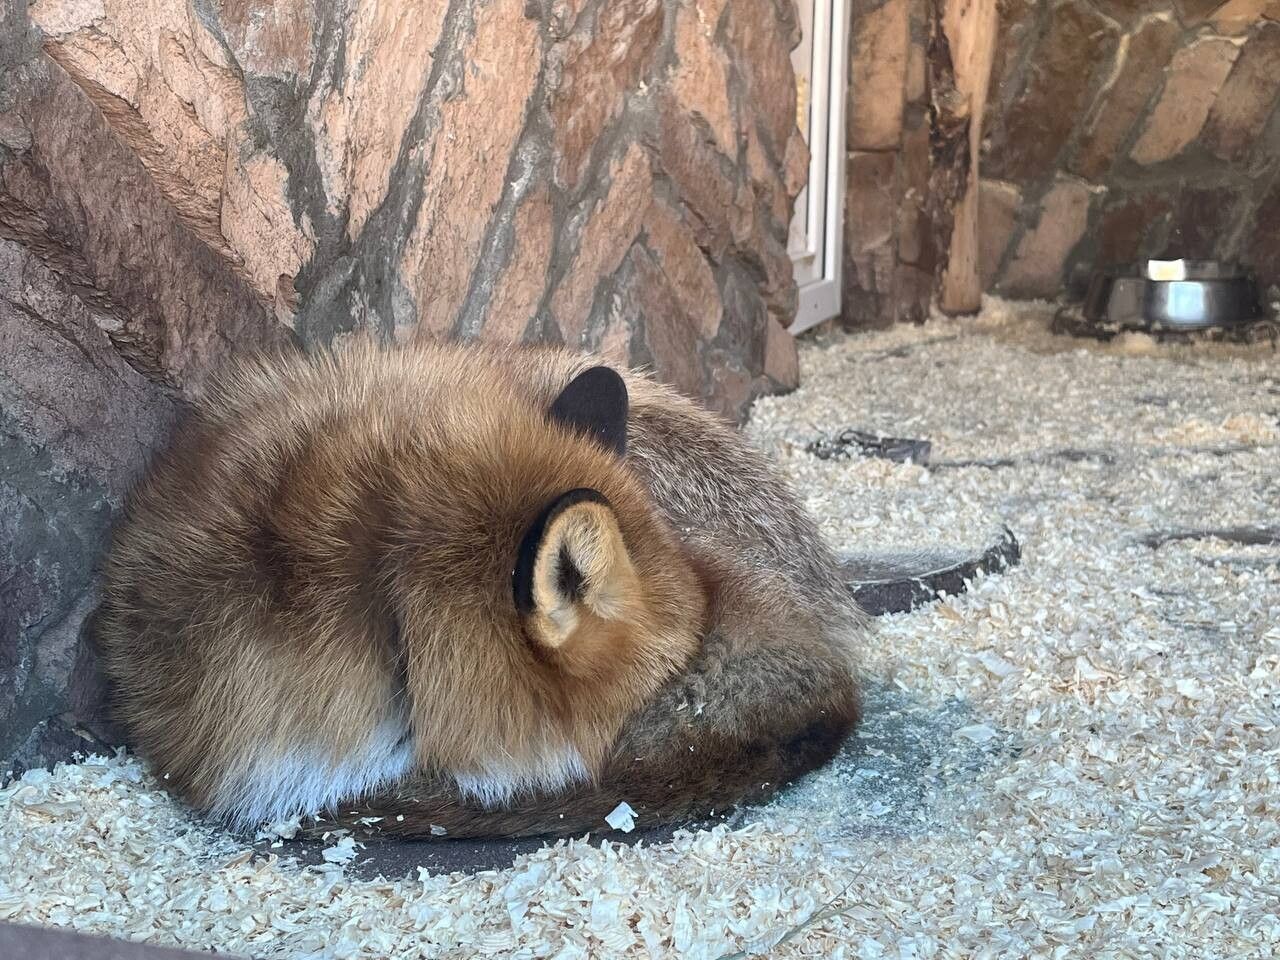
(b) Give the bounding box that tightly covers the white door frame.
[789,0,852,334]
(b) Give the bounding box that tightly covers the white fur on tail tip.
[452,745,590,808]
[210,718,414,832]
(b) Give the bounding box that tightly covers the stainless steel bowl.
[1083,259,1267,332]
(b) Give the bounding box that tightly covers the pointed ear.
[548,366,628,456]
[512,489,640,654]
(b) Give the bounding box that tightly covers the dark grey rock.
[0,241,176,774]
[0,923,226,960]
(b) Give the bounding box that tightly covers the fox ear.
[548,366,628,456]
[513,489,640,654]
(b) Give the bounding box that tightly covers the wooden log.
[928,0,999,315]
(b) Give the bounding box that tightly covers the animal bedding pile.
[3,300,1278,958]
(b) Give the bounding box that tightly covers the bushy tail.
[314,563,865,841]
[316,687,859,841]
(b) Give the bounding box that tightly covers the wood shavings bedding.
[3,301,1278,958]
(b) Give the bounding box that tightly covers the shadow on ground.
[757,680,1014,837]
[264,680,1012,879]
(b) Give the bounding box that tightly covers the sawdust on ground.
[3,299,1278,958]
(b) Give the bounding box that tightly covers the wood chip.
[3,300,1277,957]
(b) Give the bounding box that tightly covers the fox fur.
[95,339,864,836]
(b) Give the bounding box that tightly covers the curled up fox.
[95,339,864,837]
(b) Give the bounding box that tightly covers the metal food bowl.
[1082,259,1267,332]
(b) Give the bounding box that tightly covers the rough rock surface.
[1000,178,1094,299]
[843,0,1280,319]
[980,2,1280,301]
[983,1,1119,184]
[1070,14,1181,181]
[977,179,1020,289]
[0,0,807,773]
[1128,37,1240,166]
[846,0,909,151]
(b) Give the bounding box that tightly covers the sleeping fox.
[95,340,863,836]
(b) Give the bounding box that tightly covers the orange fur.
[95,339,706,827]
[330,343,867,838]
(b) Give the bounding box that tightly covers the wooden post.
[930,0,998,315]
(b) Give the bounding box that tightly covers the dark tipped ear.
[548,366,628,456]
[514,489,610,615]
[512,488,641,654]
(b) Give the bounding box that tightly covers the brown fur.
[97,338,865,836]
[331,564,862,838]
[95,340,708,828]
[321,342,867,838]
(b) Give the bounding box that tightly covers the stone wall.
[840,0,1280,326]
[840,0,936,327]
[0,0,806,772]
[981,1,1280,302]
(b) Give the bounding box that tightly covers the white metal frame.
[789,0,852,334]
